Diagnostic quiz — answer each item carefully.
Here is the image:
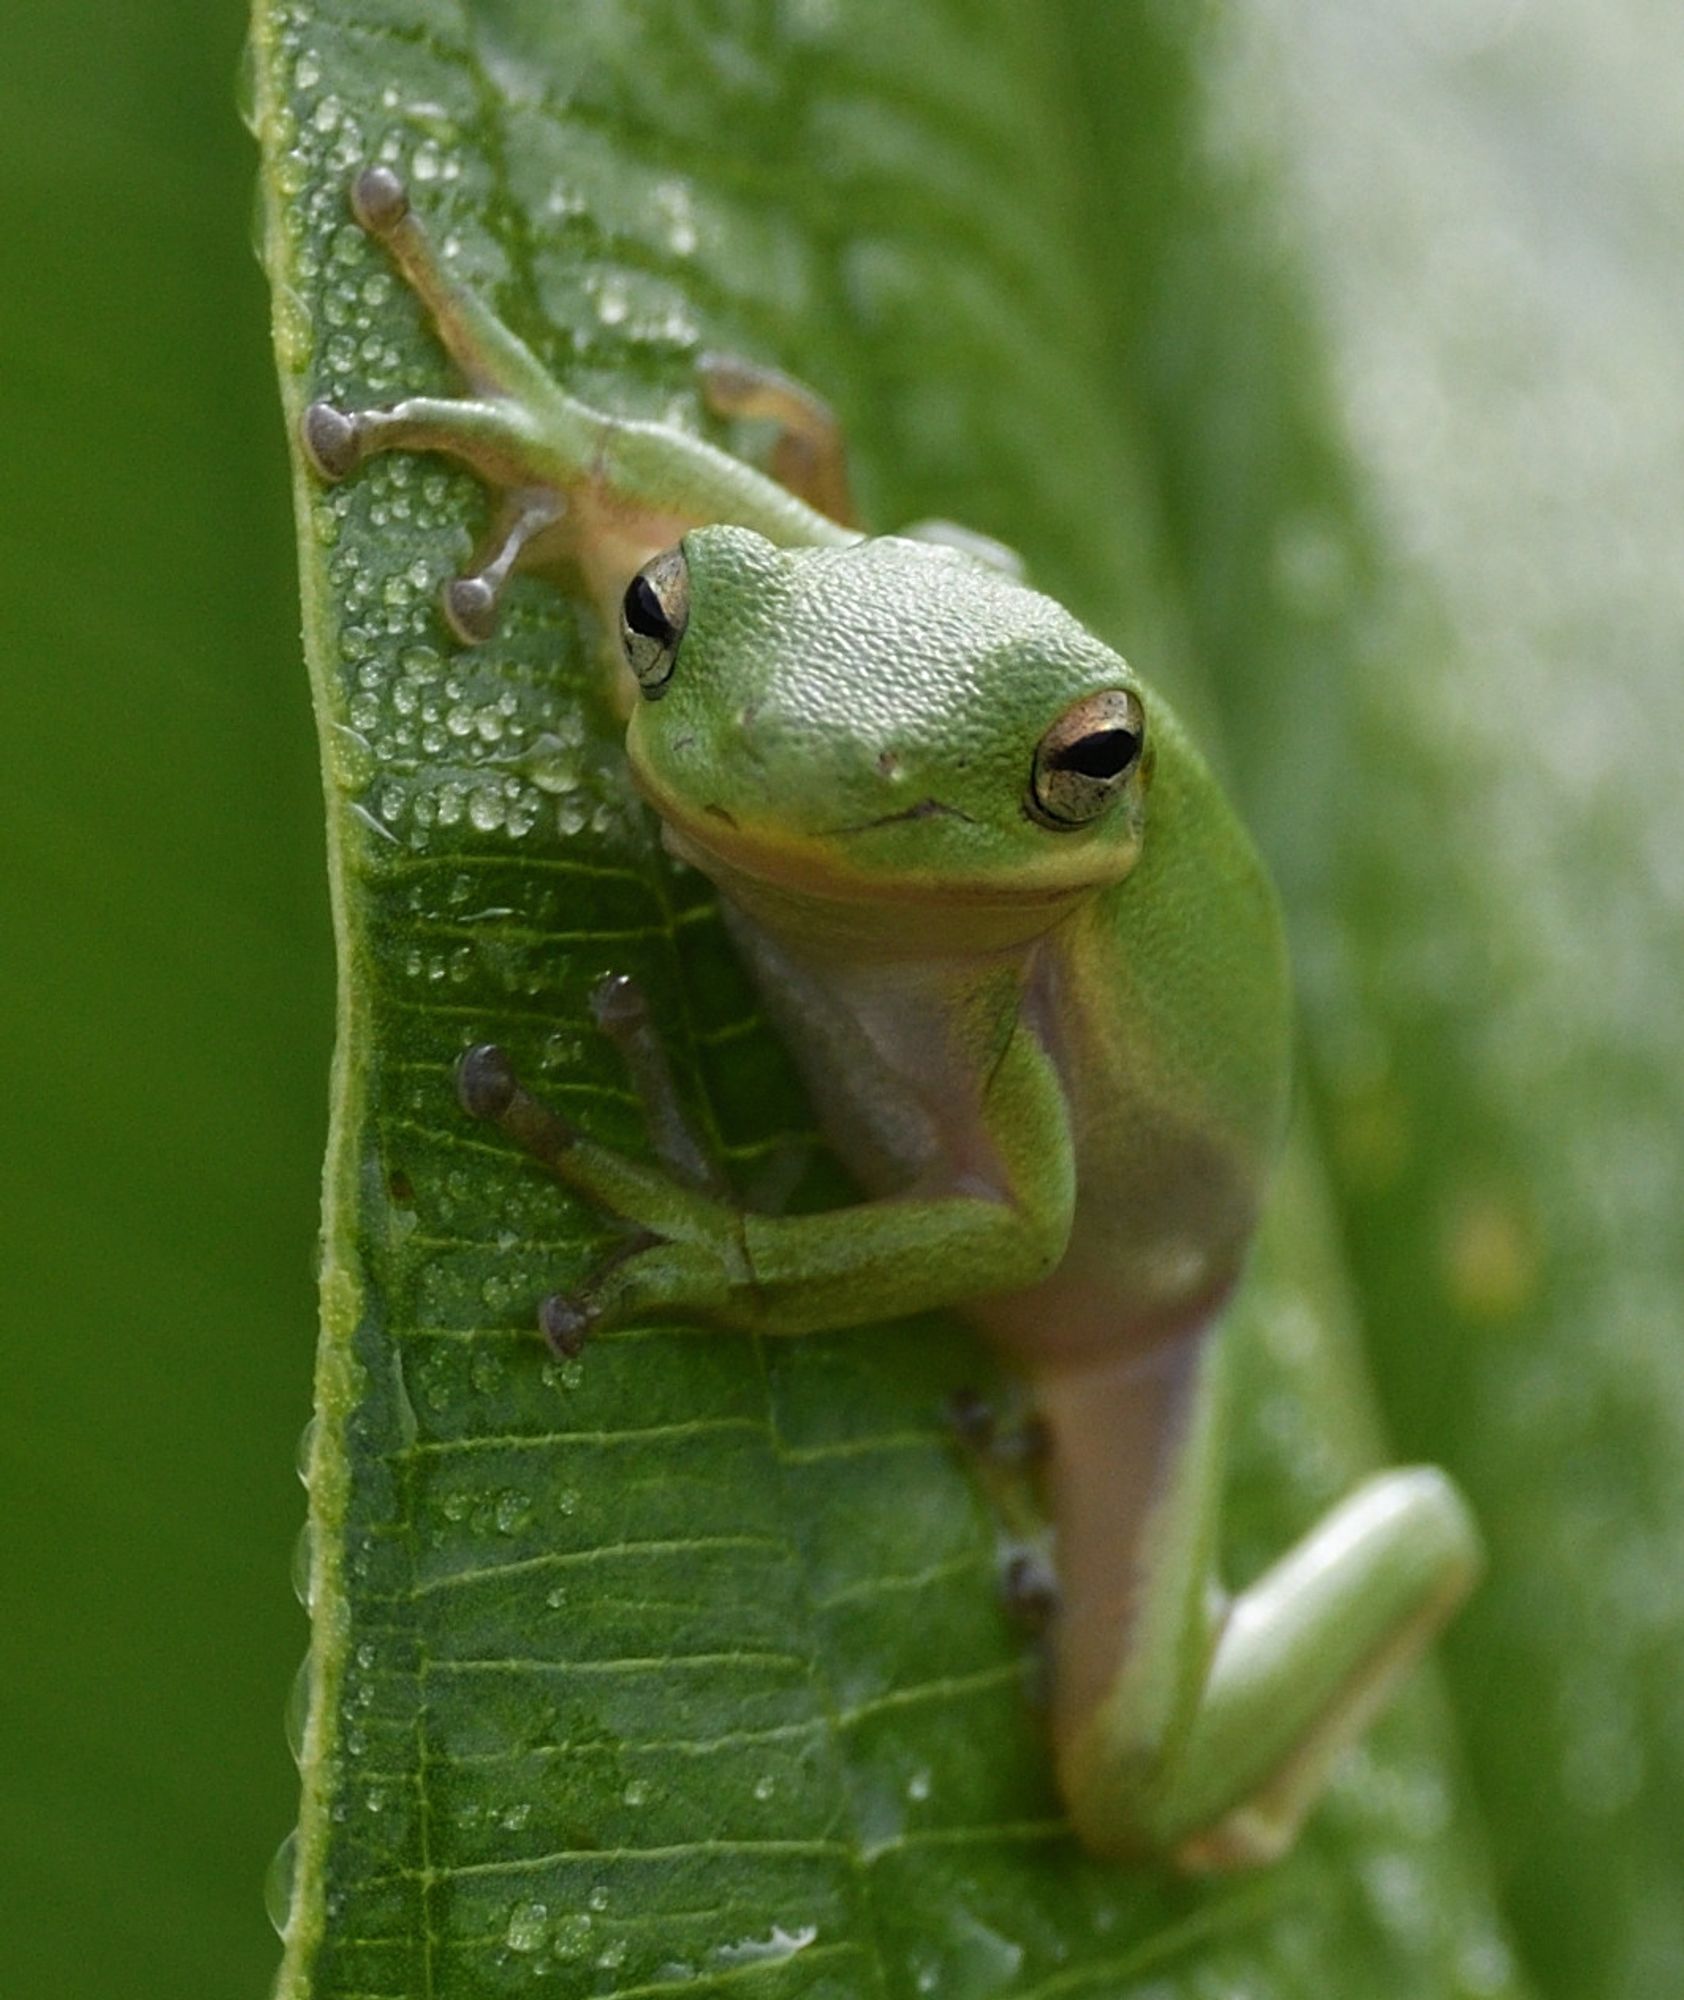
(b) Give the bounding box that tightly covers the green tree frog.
[302,168,1481,1873]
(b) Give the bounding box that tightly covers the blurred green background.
[5,0,1683,1996]
[0,2,328,1992]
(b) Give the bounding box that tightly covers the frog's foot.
[945,1386,1050,1550]
[302,396,569,642]
[700,353,857,526]
[536,1290,595,1360]
[456,1041,743,1344]
[945,1388,1049,1472]
[1062,1465,1483,1870]
[1003,1548,1061,1632]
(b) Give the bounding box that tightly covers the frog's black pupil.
[1052,728,1139,781]
[624,573,675,644]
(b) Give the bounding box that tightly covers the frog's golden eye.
[620,546,690,698]
[1029,689,1147,828]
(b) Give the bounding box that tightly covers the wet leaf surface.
[251,3,1525,1994]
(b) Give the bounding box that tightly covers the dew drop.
[285,1654,311,1763]
[553,1913,595,1961]
[235,33,261,134]
[505,1899,548,1953]
[295,1415,319,1485]
[716,1925,818,1968]
[265,1829,299,1936]
[291,1522,314,1609]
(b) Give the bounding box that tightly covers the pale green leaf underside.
[251,2,1519,1994]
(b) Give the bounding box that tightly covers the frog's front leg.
[1038,1334,1482,1869]
[455,1024,1073,1349]
[300,167,854,647]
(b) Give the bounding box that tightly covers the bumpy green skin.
[305,171,1481,1873]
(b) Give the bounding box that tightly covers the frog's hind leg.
[945,1386,1060,1649]
[1039,1333,1482,1870]
[700,354,858,527]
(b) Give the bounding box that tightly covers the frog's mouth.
[676,794,984,844]
[628,750,1126,955]
[817,796,982,836]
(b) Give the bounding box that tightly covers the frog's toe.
[443,490,569,645]
[590,971,651,1035]
[457,1043,579,1172]
[538,1291,595,1359]
[350,163,410,238]
[1003,1548,1061,1629]
[456,1042,518,1120]
[945,1389,1048,1470]
[300,400,362,481]
[945,1386,998,1451]
[443,574,500,645]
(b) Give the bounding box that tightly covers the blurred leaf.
[251,2,1519,1995]
[1068,6,1684,1995]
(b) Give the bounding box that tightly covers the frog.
[301,166,1481,1873]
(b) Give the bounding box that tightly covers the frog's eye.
[620,546,690,698]
[1029,689,1147,828]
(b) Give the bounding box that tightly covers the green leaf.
[250,3,1518,1993]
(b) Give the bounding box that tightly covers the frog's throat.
[635,770,1119,958]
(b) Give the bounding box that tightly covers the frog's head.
[621,526,1156,936]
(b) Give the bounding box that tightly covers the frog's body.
[303,169,1481,1871]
